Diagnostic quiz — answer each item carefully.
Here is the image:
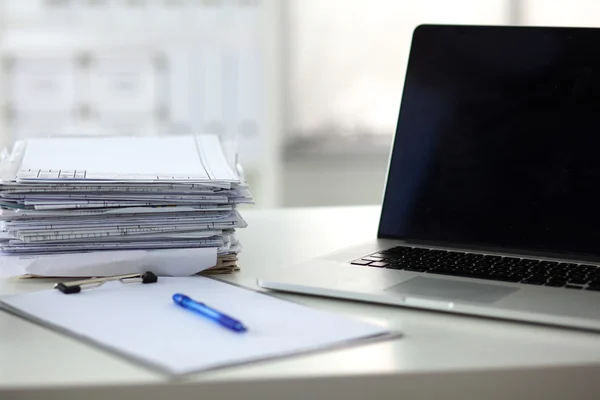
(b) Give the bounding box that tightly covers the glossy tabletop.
[1,206,600,399]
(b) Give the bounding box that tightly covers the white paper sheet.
[0,255,27,277]
[1,238,224,254]
[0,205,232,219]
[0,247,217,277]
[16,135,239,182]
[0,277,395,375]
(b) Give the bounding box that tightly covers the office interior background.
[0,0,593,208]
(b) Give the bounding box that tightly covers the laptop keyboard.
[351,245,600,291]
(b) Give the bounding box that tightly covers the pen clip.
[54,271,158,294]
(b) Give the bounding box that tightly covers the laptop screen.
[379,25,600,258]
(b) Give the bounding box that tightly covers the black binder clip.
[54,271,158,294]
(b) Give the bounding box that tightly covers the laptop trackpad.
[386,276,518,303]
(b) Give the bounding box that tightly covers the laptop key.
[362,256,386,262]
[403,267,429,272]
[368,253,387,259]
[385,264,405,270]
[427,268,485,279]
[490,275,522,282]
[558,263,577,272]
[509,273,527,280]
[369,261,389,268]
[564,284,584,290]
[351,260,371,266]
[549,273,568,280]
[529,265,548,273]
[568,277,589,285]
[383,247,411,255]
[539,261,559,267]
[545,280,566,287]
[576,264,596,271]
[528,274,547,280]
[588,272,600,281]
[521,278,546,285]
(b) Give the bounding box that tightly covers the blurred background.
[0,0,594,208]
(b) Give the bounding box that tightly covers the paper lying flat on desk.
[0,277,396,375]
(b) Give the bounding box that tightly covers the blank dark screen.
[378,25,600,257]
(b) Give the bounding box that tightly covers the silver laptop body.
[258,24,600,332]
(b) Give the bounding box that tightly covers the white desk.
[1,206,600,400]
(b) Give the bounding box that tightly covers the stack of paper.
[0,134,252,277]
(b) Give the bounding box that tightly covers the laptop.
[258,24,600,332]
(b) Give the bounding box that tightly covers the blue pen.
[172,293,247,333]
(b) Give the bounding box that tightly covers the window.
[286,0,512,153]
